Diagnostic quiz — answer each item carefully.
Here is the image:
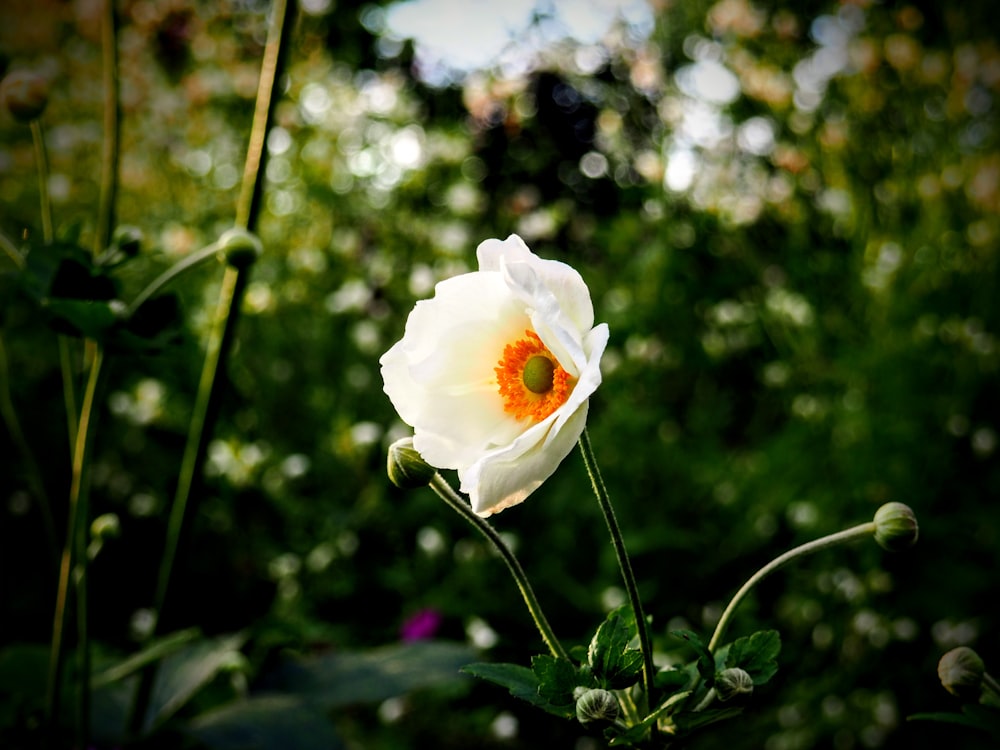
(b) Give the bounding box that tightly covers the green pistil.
[523,355,555,393]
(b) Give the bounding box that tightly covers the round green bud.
[523,355,555,394]
[90,513,121,541]
[112,225,143,257]
[873,502,919,551]
[387,437,436,489]
[1,69,49,122]
[217,228,263,269]
[575,688,619,726]
[716,667,754,701]
[938,646,984,701]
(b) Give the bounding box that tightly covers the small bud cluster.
[217,228,263,269]
[716,668,754,701]
[575,688,620,726]
[938,647,985,701]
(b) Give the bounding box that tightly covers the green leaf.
[724,630,781,686]
[653,667,691,693]
[44,298,122,338]
[589,605,645,690]
[186,695,344,750]
[268,640,474,707]
[463,662,549,711]
[143,632,249,731]
[669,630,715,687]
[532,655,579,716]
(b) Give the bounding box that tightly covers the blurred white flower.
[380,234,608,516]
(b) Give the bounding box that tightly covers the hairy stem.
[578,428,656,714]
[429,474,568,661]
[707,522,877,653]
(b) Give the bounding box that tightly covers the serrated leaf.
[724,630,781,686]
[186,695,344,750]
[464,661,575,718]
[532,654,578,712]
[589,605,645,690]
[669,630,715,687]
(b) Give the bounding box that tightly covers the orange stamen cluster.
[495,330,574,422]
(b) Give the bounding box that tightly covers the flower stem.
[46,348,107,745]
[30,119,53,244]
[93,0,119,257]
[125,241,220,317]
[429,473,569,661]
[128,0,291,736]
[707,521,877,653]
[577,429,656,712]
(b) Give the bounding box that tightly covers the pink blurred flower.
[400,608,443,642]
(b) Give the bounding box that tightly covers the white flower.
[380,234,609,516]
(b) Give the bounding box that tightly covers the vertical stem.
[128,0,293,736]
[46,349,106,743]
[30,120,53,244]
[429,474,568,661]
[578,429,656,712]
[235,0,294,231]
[93,0,119,257]
[706,522,877,652]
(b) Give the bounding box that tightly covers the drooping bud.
[1,69,49,122]
[217,228,262,269]
[90,513,121,540]
[112,225,144,258]
[387,437,436,489]
[716,667,754,701]
[575,688,619,726]
[938,646,984,701]
[873,502,918,551]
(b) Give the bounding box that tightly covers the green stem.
[30,119,53,243]
[235,0,294,230]
[93,0,119,256]
[59,338,78,462]
[0,229,24,268]
[125,241,220,317]
[46,349,106,743]
[577,428,656,712]
[707,521,877,653]
[428,474,568,661]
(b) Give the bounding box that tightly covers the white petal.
[462,402,590,516]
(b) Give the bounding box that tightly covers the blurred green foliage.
[1,0,998,747]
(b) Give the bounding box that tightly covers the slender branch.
[93,0,119,256]
[707,522,877,652]
[46,349,107,743]
[577,428,656,712]
[125,241,220,317]
[429,474,569,661]
[30,120,53,243]
[235,0,294,230]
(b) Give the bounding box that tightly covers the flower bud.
[112,225,144,258]
[873,502,918,551]
[575,688,619,726]
[1,69,49,122]
[716,667,754,701]
[217,228,262,269]
[90,512,121,540]
[938,646,984,701]
[387,437,436,489]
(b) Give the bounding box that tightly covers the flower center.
[495,330,574,422]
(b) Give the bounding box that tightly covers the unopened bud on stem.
[716,667,754,701]
[217,228,262,269]
[387,437,435,489]
[1,70,49,122]
[873,502,918,551]
[575,688,619,726]
[938,646,984,701]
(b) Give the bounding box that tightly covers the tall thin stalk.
[429,474,568,661]
[127,0,294,736]
[578,428,656,715]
